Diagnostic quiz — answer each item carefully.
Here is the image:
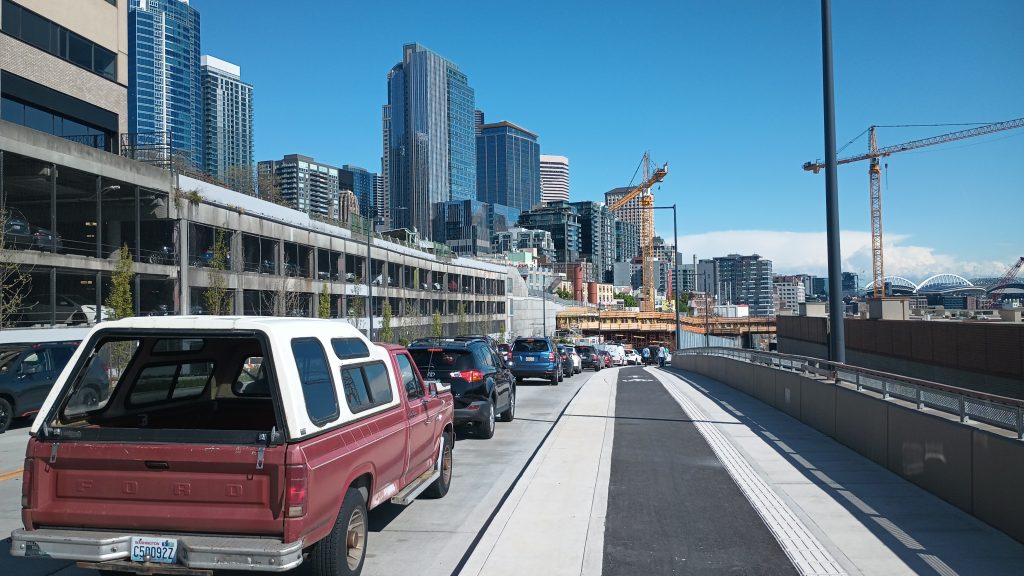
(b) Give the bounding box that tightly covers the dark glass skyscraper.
[384,43,476,240]
[476,121,541,213]
[129,0,202,169]
[338,165,376,218]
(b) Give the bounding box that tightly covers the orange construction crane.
[804,116,1024,298]
[609,153,668,312]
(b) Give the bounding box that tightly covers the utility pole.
[672,204,681,349]
[820,0,846,362]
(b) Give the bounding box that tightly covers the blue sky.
[194,0,1023,281]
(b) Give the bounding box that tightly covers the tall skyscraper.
[476,121,541,212]
[201,55,253,188]
[257,154,339,217]
[379,106,391,227]
[540,155,570,204]
[384,43,476,239]
[129,0,202,169]
[605,185,641,231]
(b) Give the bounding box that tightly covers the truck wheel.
[309,487,367,576]
[0,398,12,434]
[498,388,515,422]
[478,398,496,439]
[422,433,453,499]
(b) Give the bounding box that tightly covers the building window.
[1,95,110,151]
[1,0,117,82]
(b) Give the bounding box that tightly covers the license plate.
[130,536,178,564]
[524,357,535,362]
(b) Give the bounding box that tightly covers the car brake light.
[427,348,443,353]
[21,458,33,508]
[548,353,555,361]
[451,369,485,383]
[285,464,307,518]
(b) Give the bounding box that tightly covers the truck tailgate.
[24,440,286,535]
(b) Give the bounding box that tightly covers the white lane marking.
[650,369,847,576]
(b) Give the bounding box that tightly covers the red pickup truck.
[10,317,454,576]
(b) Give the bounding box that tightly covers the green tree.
[0,208,32,328]
[319,283,331,319]
[432,311,443,338]
[204,229,230,314]
[106,244,135,319]
[457,302,467,336]
[615,292,638,308]
[380,299,394,342]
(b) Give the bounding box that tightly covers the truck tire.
[309,487,367,576]
[477,397,496,439]
[498,388,515,422]
[422,433,453,499]
[0,397,12,434]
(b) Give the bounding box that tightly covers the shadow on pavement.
[660,366,1020,576]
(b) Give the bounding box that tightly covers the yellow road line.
[0,468,24,482]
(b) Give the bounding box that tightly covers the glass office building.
[129,0,202,169]
[384,43,476,240]
[476,121,541,213]
[339,165,376,219]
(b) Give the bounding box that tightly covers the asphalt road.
[602,366,797,575]
[0,368,597,576]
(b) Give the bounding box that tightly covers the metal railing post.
[882,379,889,399]
[958,395,968,423]
[855,372,862,391]
[1017,406,1023,441]
[916,387,924,410]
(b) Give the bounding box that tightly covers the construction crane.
[609,153,668,312]
[988,256,1024,308]
[804,116,1024,298]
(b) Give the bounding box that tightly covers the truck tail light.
[285,465,307,518]
[21,458,33,509]
[451,369,484,383]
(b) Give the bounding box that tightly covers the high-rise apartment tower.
[540,155,569,203]
[201,55,253,188]
[129,0,202,169]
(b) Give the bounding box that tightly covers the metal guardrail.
[676,347,1024,439]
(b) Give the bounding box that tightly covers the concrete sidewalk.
[458,368,617,576]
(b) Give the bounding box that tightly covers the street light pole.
[672,204,680,350]
[821,0,846,362]
[366,212,374,340]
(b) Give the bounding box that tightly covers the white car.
[624,349,641,365]
[565,346,582,374]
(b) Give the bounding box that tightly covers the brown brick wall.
[0,35,127,135]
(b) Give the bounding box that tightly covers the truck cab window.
[395,354,423,399]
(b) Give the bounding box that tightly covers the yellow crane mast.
[609,153,668,312]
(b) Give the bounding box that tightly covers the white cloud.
[674,230,1007,282]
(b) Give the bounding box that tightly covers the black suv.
[0,341,85,433]
[576,344,604,371]
[408,338,514,439]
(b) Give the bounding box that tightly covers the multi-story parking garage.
[1,122,507,338]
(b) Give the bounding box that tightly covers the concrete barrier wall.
[886,404,973,513]
[972,431,1024,543]
[671,354,1024,544]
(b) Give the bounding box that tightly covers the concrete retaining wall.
[670,353,1024,544]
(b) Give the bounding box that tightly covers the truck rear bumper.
[11,528,304,573]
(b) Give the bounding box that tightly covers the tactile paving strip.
[654,370,847,576]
